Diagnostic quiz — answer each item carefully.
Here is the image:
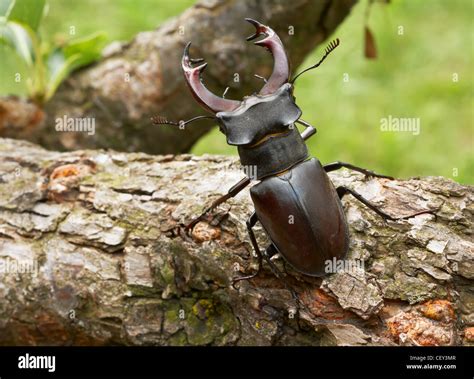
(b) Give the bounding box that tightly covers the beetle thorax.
[216,83,301,147]
[214,83,308,181]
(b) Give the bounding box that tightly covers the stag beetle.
[154,19,431,285]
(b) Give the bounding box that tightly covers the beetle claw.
[182,18,290,111]
[245,18,267,41]
[244,18,290,95]
[182,43,206,69]
[182,42,240,113]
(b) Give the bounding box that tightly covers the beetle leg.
[260,246,307,328]
[232,212,263,287]
[296,119,317,141]
[261,246,297,300]
[235,226,343,328]
[336,186,435,220]
[324,161,394,179]
[186,176,251,230]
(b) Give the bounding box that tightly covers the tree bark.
[0,138,472,346]
[0,0,357,154]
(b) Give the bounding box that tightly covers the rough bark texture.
[0,0,356,154]
[0,138,472,346]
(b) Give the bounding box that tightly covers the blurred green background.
[1,0,472,183]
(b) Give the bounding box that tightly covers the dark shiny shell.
[216,83,301,146]
[250,158,349,276]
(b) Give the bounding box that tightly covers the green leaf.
[0,0,13,16]
[44,32,107,101]
[0,17,33,66]
[62,32,107,69]
[6,0,45,31]
[46,47,65,77]
[45,48,81,101]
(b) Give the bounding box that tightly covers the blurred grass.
[0,0,472,183]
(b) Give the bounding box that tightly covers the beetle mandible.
[154,18,431,285]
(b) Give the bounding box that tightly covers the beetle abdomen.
[250,158,349,276]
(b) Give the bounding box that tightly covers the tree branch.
[0,138,472,346]
[0,0,357,154]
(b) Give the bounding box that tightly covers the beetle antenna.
[151,115,215,128]
[290,38,340,84]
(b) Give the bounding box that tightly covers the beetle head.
[182,19,296,145]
